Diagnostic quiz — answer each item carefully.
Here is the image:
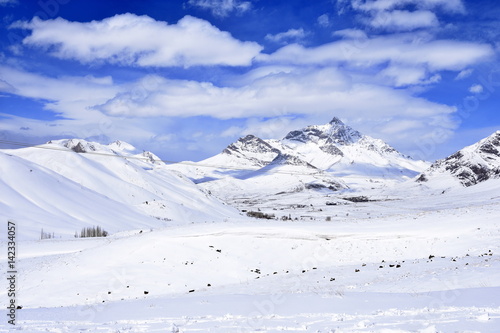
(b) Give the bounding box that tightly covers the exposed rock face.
[63,139,97,153]
[222,134,281,167]
[417,131,500,187]
[268,153,316,168]
[284,117,362,146]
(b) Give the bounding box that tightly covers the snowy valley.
[0,119,499,332]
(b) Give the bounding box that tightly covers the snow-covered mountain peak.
[223,134,278,155]
[475,130,500,156]
[137,151,164,165]
[46,138,138,155]
[417,131,500,187]
[217,134,281,168]
[168,117,428,192]
[284,117,362,146]
[58,139,98,153]
[329,116,343,125]
[108,140,137,152]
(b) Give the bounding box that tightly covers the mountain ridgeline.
[220,117,424,176]
[168,117,430,195]
[417,131,500,187]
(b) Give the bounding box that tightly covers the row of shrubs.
[40,226,109,240]
[76,225,108,238]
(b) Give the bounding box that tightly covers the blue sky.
[0,0,499,162]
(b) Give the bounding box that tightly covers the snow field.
[1,195,499,332]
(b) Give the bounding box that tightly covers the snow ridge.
[417,131,500,187]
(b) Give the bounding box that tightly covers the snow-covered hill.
[0,139,240,239]
[416,131,500,187]
[280,117,428,185]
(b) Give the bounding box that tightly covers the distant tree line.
[40,229,55,240]
[246,211,275,219]
[75,225,108,238]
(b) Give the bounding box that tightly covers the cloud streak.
[260,34,494,72]
[187,0,252,17]
[349,0,466,14]
[265,28,308,44]
[368,10,439,31]
[342,0,466,32]
[0,0,18,6]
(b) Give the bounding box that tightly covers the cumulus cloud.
[187,0,252,17]
[11,14,262,67]
[265,28,308,44]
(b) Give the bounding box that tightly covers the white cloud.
[0,0,18,6]
[12,14,262,67]
[369,10,439,31]
[378,65,441,86]
[259,34,494,72]
[469,84,484,94]
[0,66,164,151]
[92,67,457,150]
[317,14,331,28]
[351,0,466,15]
[265,28,308,44]
[187,0,252,17]
[333,28,368,40]
[0,65,118,119]
[347,0,465,32]
[455,68,474,80]
[221,126,243,137]
[0,79,15,93]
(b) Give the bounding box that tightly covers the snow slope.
[417,131,500,187]
[0,151,162,240]
[1,139,240,239]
